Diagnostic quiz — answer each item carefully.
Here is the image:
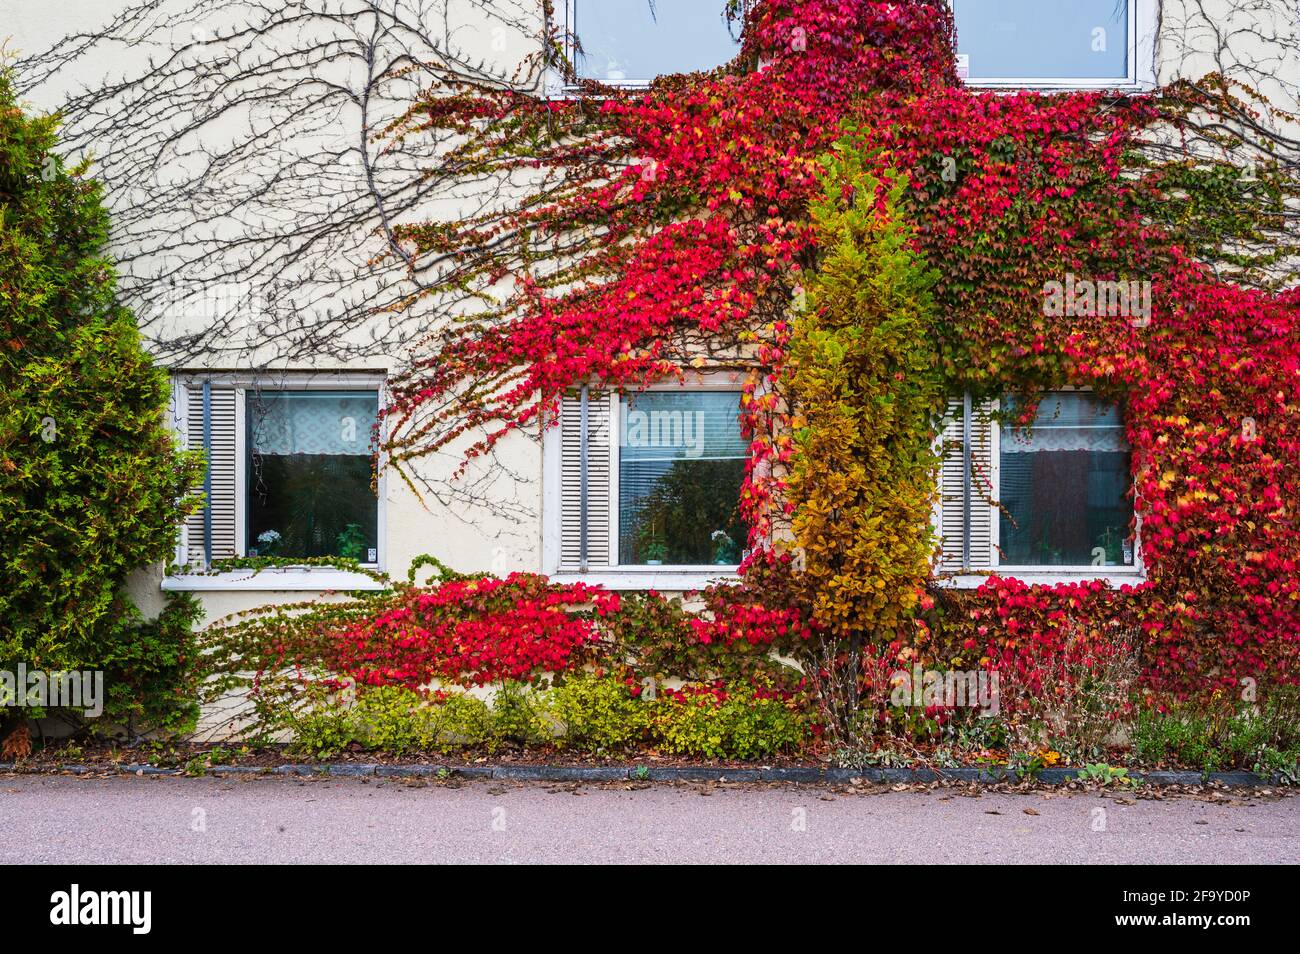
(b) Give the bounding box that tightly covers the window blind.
[183,383,238,566]
[936,393,995,573]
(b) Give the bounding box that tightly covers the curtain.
[248,391,378,457]
[998,392,1133,566]
[1000,392,1129,453]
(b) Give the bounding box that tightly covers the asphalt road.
[2,774,1295,864]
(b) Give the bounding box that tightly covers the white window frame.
[543,370,749,589]
[953,0,1159,92]
[164,371,389,592]
[943,388,1146,589]
[559,0,746,90]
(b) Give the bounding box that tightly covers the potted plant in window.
[643,538,668,566]
[710,529,738,565]
[335,523,367,561]
[1095,526,1125,566]
[250,529,281,558]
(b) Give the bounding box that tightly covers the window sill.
[938,570,1146,590]
[567,79,653,89]
[964,80,1150,92]
[549,81,653,102]
[162,567,387,592]
[551,567,739,591]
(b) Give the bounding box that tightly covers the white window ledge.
[967,81,1155,94]
[557,568,1144,592]
[550,568,739,591]
[938,571,1146,590]
[163,568,388,592]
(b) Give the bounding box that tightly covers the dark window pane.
[618,391,748,565]
[574,0,741,82]
[998,393,1134,567]
[954,0,1129,81]
[246,391,379,561]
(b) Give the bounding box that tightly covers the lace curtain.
[1000,392,1128,453]
[248,392,378,456]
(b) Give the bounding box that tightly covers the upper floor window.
[569,0,742,84]
[953,0,1142,88]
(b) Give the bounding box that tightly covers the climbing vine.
[189,0,1300,738]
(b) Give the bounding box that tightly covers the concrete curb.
[0,761,1289,787]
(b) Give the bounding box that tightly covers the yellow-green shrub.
[287,678,809,760]
[288,686,494,758]
[655,687,806,760]
[542,674,653,753]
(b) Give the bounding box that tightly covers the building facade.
[4,0,1297,642]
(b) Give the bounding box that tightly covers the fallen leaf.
[0,724,31,761]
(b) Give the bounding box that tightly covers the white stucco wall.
[4,0,552,640]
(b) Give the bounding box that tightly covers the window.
[549,384,749,577]
[952,0,1143,87]
[618,391,748,565]
[173,376,385,572]
[935,391,1138,580]
[246,391,380,562]
[997,393,1133,568]
[569,0,742,84]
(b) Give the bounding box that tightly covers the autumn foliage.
[215,1,1299,728]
